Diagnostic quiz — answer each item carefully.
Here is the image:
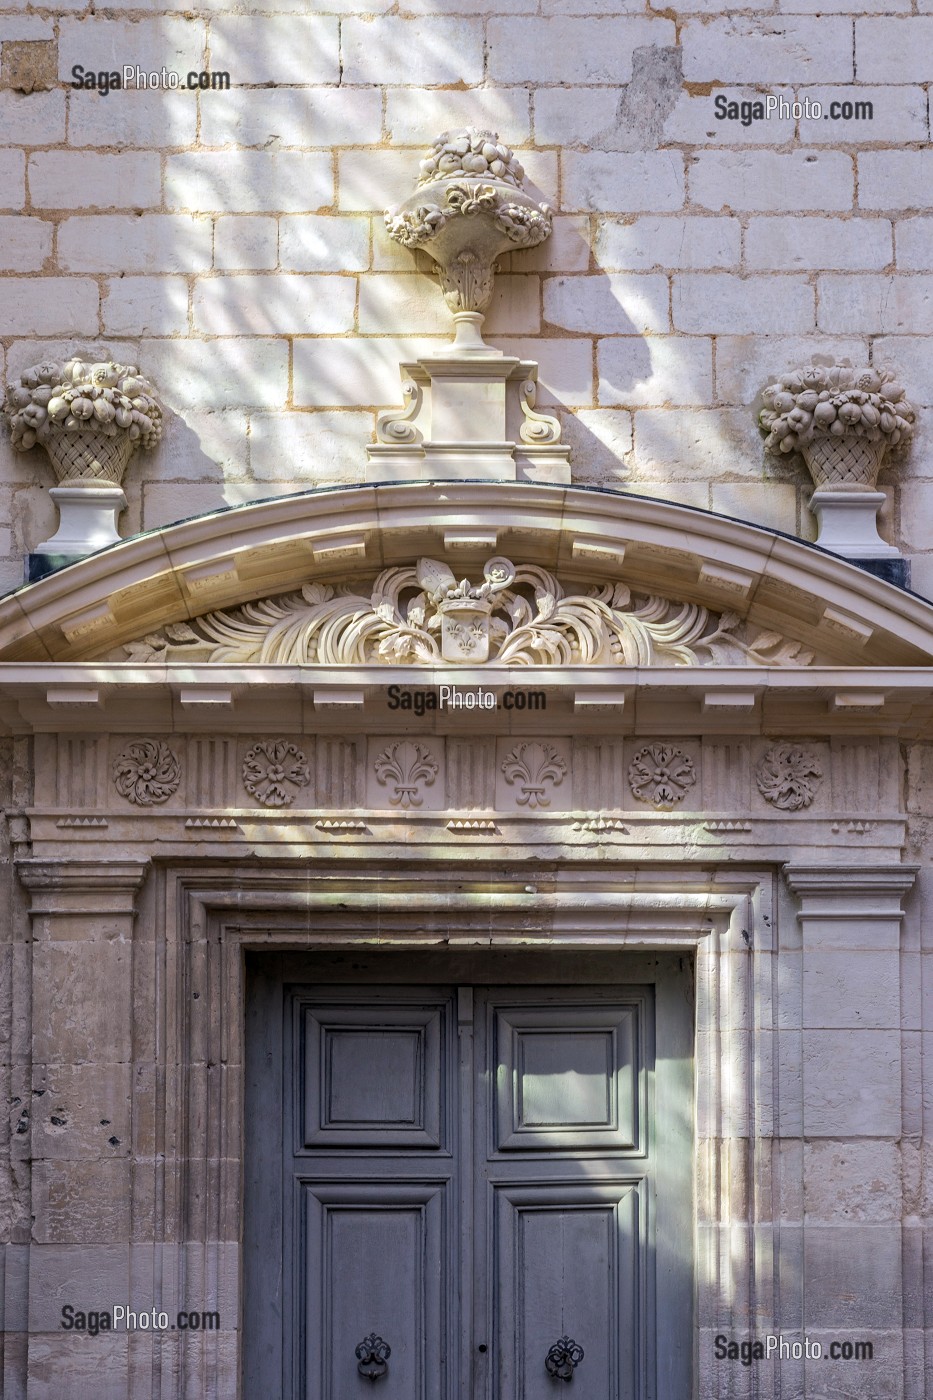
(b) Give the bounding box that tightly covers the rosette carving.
[112,740,180,806]
[242,740,311,808]
[628,745,696,808]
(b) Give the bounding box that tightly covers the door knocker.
[355,1333,391,1381]
[545,1336,584,1381]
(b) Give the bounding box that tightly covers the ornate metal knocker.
[355,1333,391,1381]
[545,1336,584,1381]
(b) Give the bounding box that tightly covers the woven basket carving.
[44,430,135,485]
[801,435,887,491]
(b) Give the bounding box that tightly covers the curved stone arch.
[2,481,933,666]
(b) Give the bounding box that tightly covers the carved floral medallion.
[112,740,180,806]
[242,740,311,808]
[628,745,697,808]
[755,745,823,811]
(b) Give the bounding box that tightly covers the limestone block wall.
[0,3,932,590]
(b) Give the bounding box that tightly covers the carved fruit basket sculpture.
[4,357,162,485]
[384,128,552,320]
[759,361,915,491]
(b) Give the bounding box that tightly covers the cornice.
[0,482,932,668]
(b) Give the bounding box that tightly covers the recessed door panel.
[494,1181,642,1400]
[303,1181,446,1400]
[494,1003,641,1151]
[302,1002,445,1149]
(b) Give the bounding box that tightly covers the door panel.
[303,1181,446,1400]
[289,990,456,1400]
[493,1003,641,1152]
[495,1181,642,1400]
[302,1002,445,1149]
[478,991,652,1400]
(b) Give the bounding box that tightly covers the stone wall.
[1,5,932,591]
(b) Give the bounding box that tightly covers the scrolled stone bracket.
[375,379,423,446]
[519,380,561,446]
[367,357,570,486]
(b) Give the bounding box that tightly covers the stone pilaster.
[783,863,917,1390]
[15,859,149,1396]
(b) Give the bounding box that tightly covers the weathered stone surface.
[1,40,57,93]
[802,1030,902,1137]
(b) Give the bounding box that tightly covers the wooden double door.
[244,953,694,1400]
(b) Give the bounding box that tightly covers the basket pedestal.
[33,483,126,560]
[810,490,897,560]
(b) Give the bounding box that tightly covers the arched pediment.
[2,481,933,668]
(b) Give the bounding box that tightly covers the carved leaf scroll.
[755,744,823,811]
[123,558,817,670]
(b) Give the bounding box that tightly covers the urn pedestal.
[29,483,127,581]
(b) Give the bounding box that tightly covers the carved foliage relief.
[124,557,816,671]
[755,745,823,810]
[112,740,181,806]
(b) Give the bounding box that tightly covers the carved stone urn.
[759,360,916,574]
[372,129,568,484]
[3,356,162,572]
[384,128,552,352]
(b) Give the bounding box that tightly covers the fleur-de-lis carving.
[374,741,439,808]
[500,742,567,809]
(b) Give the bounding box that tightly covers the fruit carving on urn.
[371,128,566,483]
[5,357,162,484]
[3,356,163,569]
[759,361,915,491]
[385,127,552,347]
[758,359,917,568]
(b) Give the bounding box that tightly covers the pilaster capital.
[16,858,150,915]
[783,862,917,918]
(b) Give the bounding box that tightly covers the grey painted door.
[243,956,693,1400]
